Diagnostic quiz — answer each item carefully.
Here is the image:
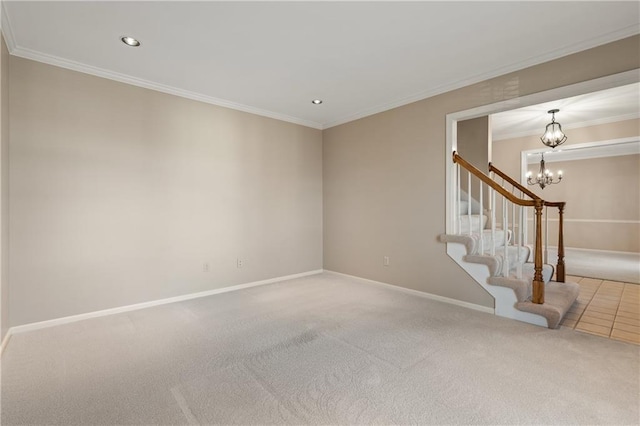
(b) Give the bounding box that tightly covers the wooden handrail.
[453,153,536,207]
[489,163,565,208]
[543,201,565,208]
[489,163,540,201]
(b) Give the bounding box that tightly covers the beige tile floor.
[560,276,640,345]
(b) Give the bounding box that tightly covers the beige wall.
[525,154,640,252]
[457,116,490,206]
[9,57,323,326]
[324,35,639,308]
[457,116,490,173]
[1,35,9,340]
[493,118,640,253]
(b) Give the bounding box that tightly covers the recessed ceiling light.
[121,36,141,47]
[311,99,323,105]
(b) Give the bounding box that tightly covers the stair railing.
[489,163,566,283]
[453,151,545,304]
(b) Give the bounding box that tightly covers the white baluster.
[503,196,509,277]
[523,201,528,246]
[513,201,520,278]
[501,178,506,265]
[467,171,472,235]
[479,181,484,254]
[457,164,461,234]
[491,188,496,256]
[544,205,549,265]
[517,203,523,279]
[519,191,524,249]
[511,202,516,246]
[500,186,503,231]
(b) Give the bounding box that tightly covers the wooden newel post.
[556,203,566,283]
[533,201,545,304]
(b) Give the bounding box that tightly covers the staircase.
[440,152,579,329]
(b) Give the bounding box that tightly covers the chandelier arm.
[526,152,563,190]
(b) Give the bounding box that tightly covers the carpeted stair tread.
[515,280,580,329]
[438,233,475,254]
[474,229,510,253]
[439,230,509,256]
[522,262,554,284]
[486,276,530,302]
[464,245,532,277]
[487,264,556,303]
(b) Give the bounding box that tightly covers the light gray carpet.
[547,247,640,284]
[2,272,639,425]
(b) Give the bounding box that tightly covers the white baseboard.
[7,269,324,337]
[0,329,12,357]
[324,269,495,314]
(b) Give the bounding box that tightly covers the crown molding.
[321,24,640,129]
[9,45,324,129]
[493,112,640,142]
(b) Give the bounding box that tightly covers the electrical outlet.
[383,256,390,266]
[237,258,243,268]
[203,262,210,272]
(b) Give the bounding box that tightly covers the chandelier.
[527,153,562,189]
[540,109,567,148]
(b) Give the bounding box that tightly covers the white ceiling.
[2,1,639,129]
[492,82,640,141]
